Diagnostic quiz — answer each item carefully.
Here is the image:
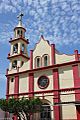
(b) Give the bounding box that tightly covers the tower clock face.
[38,76,49,89]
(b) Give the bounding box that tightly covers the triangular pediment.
[33,35,51,52]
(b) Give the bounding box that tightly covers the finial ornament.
[17,12,24,26]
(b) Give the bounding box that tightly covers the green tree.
[0,97,42,120]
[0,99,8,120]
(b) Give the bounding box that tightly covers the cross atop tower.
[17,12,24,26]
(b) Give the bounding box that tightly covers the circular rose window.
[38,76,49,89]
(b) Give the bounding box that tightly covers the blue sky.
[0,0,80,98]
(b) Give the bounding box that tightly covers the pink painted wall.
[0,109,5,119]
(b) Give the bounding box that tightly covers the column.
[28,73,34,98]
[74,50,79,61]
[30,50,33,70]
[6,77,10,100]
[53,69,60,120]
[72,64,80,120]
[11,44,13,55]
[28,73,34,120]
[18,42,21,54]
[72,65,80,99]
[14,75,19,98]
[13,75,19,120]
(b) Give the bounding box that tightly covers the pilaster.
[28,73,34,98]
[14,75,19,98]
[6,77,10,100]
[30,50,33,70]
[51,44,55,65]
[72,64,80,120]
[53,68,61,120]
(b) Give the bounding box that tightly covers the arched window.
[44,56,48,66]
[40,103,51,120]
[21,30,23,36]
[35,57,41,68]
[42,54,49,67]
[37,58,40,67]
[13,44,18,53]
[22,44,25,53]
[17,30,20,35]
[11,78,14,82]
[17,30,24,38]
[12,60,17,69]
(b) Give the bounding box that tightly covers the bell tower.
[7,13,29,71]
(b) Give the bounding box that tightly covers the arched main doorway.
[40,103,51,120]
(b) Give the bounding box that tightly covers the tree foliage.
[0,97,42,120]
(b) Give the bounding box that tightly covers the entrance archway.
[40,103,51,120]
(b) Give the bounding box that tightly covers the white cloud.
[34,13,40,20]
[0,0,80,47]
[32,0,39,7]
[29,10,36,16]
[0,31,13,43]
[37,8,43,15]
[27,0,33,6]
[0,74,6,81]
[39,0,48,6]
[10,0,18,6]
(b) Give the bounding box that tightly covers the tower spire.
[17,12,24,26]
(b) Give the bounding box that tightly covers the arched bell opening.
[21,44,25,53]
[12,60,17,69]
[13,43,18,54]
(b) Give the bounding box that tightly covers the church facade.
[6,14,80,120]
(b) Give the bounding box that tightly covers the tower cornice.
[9,37,29,44]
[14,26,26,32]
[7,53,30,60]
